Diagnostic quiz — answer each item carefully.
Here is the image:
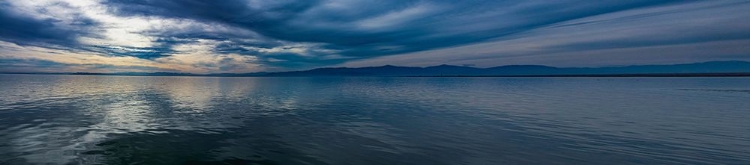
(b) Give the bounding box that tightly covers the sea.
[0,74,749,164]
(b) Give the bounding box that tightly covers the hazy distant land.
[3,61,750,77]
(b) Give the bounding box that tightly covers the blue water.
[0,75,749,164]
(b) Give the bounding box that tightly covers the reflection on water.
[1,75,749,164]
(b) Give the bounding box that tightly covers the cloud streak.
[0,0,748,73]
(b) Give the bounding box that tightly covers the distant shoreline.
[3,61,750,77]
[401,73,750,77]
[0,61,750,77]
[2,72,750,77]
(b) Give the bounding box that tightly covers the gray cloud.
[0,1,97,48]
[0,0,748,72]
[99,0,691,64]
[343,1,750,67]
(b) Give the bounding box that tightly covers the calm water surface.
[0,75,749,164]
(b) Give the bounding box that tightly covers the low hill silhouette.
[3,61,749,77]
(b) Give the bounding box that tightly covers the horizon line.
[3,60,750,74]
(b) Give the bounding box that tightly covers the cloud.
[343,1,750,67]
[0,0,749,73]
[100,0,689,57]
[0,1,97,48]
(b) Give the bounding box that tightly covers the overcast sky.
[1,0,749,73]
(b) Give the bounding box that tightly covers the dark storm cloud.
[0,2,96,48]
[0,1,179,60]
[540,1,750,52]
[98,0,694,68]
[1,0,749,72]
[81,45,173,59]
[95,0,704,67]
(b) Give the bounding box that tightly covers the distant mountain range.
[265,61,750,77]
[3,61,750,77]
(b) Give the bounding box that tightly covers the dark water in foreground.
[0,75,749,165]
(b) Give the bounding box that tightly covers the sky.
[1,0,749,73]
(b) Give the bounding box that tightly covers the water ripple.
[1,75,749,164]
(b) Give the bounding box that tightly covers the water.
[0,74,749,165]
